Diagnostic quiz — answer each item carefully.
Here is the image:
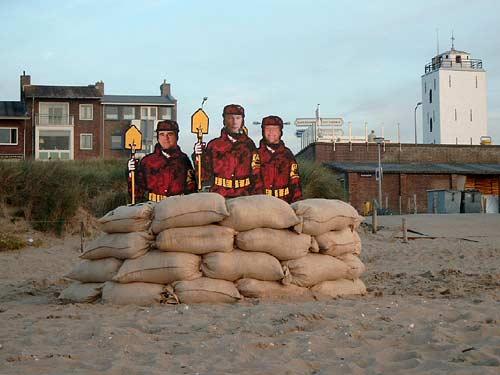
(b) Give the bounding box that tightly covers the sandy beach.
[0,214,499,374]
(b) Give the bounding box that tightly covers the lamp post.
[375,136,384,209]
[414,102,422,144]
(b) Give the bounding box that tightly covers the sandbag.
[235,228,313,260]
[80,232,153,260]
[220,195,300,231]
[58,282,103,303]
[282,253,353,287]
[202,250,284,281]
[98,202,154,233]
[337,253,366,278]
[173,277,241,304]
[316,229,361,257]
[101,281,167,305]
[66,258,123,283]
[236,278,312,300]
[156,225,235,254]
[152,193,229,233]
[113,251,201,284]
[291,199,363,235]
[311,279,367,298]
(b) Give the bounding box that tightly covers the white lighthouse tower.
[421,36,488,144]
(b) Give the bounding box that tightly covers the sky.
[1,0,499,153]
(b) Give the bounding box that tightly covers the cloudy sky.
[1,0,499,153]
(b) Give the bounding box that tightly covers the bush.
[0,159,128,234]
[298,160,346,200]
[0,232,25,251]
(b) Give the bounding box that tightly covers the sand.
[0,214,499,374]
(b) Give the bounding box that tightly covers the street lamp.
[414,102,422,144]
[374,136,385,209]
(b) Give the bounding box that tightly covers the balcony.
[425,58,483,74]
[35,114,74,126]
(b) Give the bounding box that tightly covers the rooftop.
[0,101,28,118]
[24,85,101,99]
[326,162,500,175]
[101,94,176,105]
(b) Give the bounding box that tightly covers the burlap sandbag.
[337,253,366,278]
[202,250,284,281]
[236,278,312,300]
[101,281,167,305]
[98,202,154,233]
[173,277,241,304]
[235,228,313,260]
[291,199,363,235]
[220,195,300,231]
[113,251,201,284]
[316,229,362,257]
[156,225,235,254]
[66,258,123,283]
[80,232,153,260]
[152,193,229,233]
[282,253,353,287]
[311,279,367,298]
[58,282,103,303]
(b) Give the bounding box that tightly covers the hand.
[128,158,136,172]
[194,142,206,155]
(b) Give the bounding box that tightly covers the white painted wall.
[421,63,487,145]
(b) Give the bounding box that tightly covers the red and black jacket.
[258,139,302,203]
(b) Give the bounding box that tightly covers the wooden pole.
[402,217,408,243]
[399,195,402,215]
[407,197,411,214]
[372,199,378,234]
[413,193,417,214]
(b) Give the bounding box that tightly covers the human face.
[224,114,243,134]
[264,125,281,144]
[158,131,177,149]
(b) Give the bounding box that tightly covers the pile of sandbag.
[60,194,367,305]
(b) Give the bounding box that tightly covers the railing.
[35,114,74,126]
[425,58,483,73]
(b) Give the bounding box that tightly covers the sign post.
[124,125,142,205]
[191,106,209,191]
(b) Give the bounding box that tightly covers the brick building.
[296,142,500,214]
[0,72,177,160]
[0,101,29,159]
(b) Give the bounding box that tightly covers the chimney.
[95,81,104,96]
[160,79,171,97]
[20,71,31,101]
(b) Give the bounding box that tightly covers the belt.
[214,176,250,189]
[148,192,168,202]
[265,187,290,198]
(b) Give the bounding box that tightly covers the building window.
[105,106,119,120]
[111,135,122,150]
[159,107,173,120]
[456,55,462,63]
[80,133,93,150]
[123,106,135,120]
[449,75,451,88]
[430,118,433,133]
[38,129,71,160]
[455,109,457,121]
[39,102,70,125]
[429,89,432,103]
[0,128,18,145]
[79,104,93,120]
[470,109,473,122]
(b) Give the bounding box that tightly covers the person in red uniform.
[128,120,196,202]
[194,104,262,198]
[258,115,302,203]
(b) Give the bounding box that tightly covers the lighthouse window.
[425,82,427,93]
[433,79,436,90]
[455,109,457,121]
[456,55,462,63]
[449,75,452,87]
[430,118,433,132]
[429,89,433,103]
[475,76,478,88]
[470,109,473,122]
